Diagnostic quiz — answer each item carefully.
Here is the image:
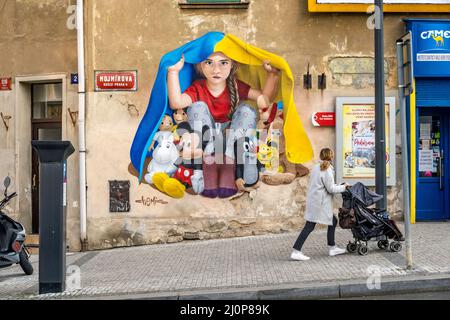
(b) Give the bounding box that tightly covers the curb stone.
[79,273,450,300]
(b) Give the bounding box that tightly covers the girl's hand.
[263,60,280,75]
[235,178,246,192]
[168,55,185,73]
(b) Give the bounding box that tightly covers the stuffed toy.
[260,112,309,185]
[152,122,206,198]
[257,139,282,175]
[149,115,175,151]
[257,102,278,130]
[144,135,179,185]
[172,108,189,144]
[234,136,263,192]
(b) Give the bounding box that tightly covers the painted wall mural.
[129,32,312,200]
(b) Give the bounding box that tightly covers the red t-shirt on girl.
[184,79,251,123]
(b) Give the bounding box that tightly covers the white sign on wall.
[419,150,434,172]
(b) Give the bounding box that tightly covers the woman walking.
[291,148,348,261]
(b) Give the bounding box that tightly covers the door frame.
[31,121,62,233]
[14,74,68,234]
[416,107,450,221]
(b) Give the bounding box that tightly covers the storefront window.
[32,83,62,120]
[418,115,441,178]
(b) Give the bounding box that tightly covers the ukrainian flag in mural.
[130,31,313,198]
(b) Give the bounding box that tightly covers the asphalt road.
[338,290,450,300]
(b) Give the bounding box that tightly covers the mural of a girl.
[166,52,280,198]
[129,32,314,201]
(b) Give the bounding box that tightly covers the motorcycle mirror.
[4,176,11,191]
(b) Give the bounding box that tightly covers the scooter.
[0,177,33,275]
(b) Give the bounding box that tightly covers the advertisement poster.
[336,97,396,186]
[342,104,390,179]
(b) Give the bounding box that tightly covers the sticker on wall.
[109,180,131,212]
[128,32,312,200]
[0,78,12,91]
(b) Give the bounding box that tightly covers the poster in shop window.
[336,97,396,186]
[308,0,450,12]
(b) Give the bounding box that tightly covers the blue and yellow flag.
[130,32,313,180]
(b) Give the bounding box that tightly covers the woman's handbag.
[338,207,356,229]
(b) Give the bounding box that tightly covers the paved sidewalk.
[0,222,449,299]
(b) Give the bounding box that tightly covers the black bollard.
[31,141,75,294]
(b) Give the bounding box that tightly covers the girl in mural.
[166,52,280,198]
[130,32,314,200]
[291,148,349,261]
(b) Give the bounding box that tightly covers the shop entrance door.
[31,83,62,233]
[416,108,450,221]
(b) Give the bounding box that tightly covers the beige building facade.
[1,0,449,252]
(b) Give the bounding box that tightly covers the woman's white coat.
[304,163,346,226]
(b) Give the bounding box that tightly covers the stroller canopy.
[348,182,383,206]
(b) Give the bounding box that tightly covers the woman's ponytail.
[320,160,331,171]
[319,148,334,171]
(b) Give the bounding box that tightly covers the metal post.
[375,0,387,209]
[32,141,75,294]
[396,37,413,270]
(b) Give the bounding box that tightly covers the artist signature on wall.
[135,196,168,206]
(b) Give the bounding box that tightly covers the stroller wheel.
[347,242,358,253]
[390,242,402,252]
[377,240,389,250]
[357,245,368,256]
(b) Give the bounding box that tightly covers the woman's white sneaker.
[290,250,310,261]
[329,246,346,256]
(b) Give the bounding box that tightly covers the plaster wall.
[82,0,450,250]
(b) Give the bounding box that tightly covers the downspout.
[77,0,88,251]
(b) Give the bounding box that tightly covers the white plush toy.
[144,135,179,184]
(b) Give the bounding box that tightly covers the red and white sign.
[312,112,336,127]
[0,78,12,91]
[95,71,137,91]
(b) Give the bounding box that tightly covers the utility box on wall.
[109,180,130,213]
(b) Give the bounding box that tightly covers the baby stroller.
[339,182,405,256]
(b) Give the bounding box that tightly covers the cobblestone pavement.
[0,222,449,299]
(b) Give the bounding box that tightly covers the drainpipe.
[77,0,88,251]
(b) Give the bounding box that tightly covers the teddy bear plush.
[258,110,309,185]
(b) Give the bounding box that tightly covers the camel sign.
[409,20,450,76]
[417,29,450,61]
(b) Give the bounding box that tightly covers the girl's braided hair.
[226,62,239,120]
